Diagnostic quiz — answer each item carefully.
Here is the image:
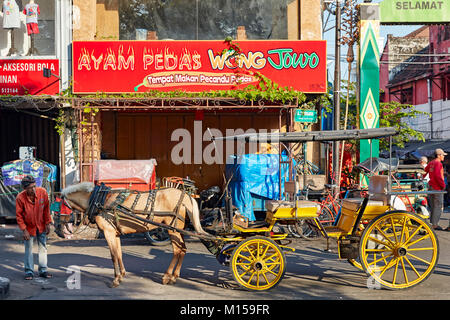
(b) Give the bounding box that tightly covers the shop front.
[70,39,326,190]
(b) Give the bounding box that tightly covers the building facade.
[1,1,324,191]
[380,25,450,141]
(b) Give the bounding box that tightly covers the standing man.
[16,175,53,280]
[424,149,448,231]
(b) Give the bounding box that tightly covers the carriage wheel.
[144,227,171,246]
[230,236,286,291]
[360,211,439,289]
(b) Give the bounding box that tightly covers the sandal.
[39,272,53,279]
[432,226,444,231]
[24,274,33,280]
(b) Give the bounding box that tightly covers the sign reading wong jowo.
[72,41,327,94]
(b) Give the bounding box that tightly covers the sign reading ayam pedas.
[380,0,449,23]
[72,40,327,94]
[0,59,60,96]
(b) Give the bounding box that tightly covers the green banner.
[360,5,380,187]
[380,0,449,23]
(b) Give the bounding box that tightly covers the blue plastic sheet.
[0,159,57,217]
[226,154,293,221]
[2,160,44,186]
[1,159,57,186]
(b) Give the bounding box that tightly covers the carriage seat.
[341,198,385,211]
[265,200,318,212]
[341,175,390,212]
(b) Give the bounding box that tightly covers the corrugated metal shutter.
[0,109,59,167]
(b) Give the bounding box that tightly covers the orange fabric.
[16,187,52,236]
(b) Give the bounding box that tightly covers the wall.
[76,0,322,41]
[100,111,288,189]
[73,0,96,40]
[299,0,321,40]
[387,35,429,82]
[96,0,119,40]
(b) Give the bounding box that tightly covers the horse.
[61,182,209,288]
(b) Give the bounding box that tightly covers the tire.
[359,211,439,289]
[230,236,286,291]
[144,227,171,246]
[300,205,335,240]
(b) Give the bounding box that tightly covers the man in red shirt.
[424,148,448,231]
[16,175,53,280]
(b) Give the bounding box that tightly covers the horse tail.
[186,194,208,235]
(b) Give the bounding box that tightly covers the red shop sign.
[72,40,327,94]
[0,59,60,96]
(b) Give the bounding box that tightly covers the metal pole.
[333,0,341,194]
[388,135,392,193]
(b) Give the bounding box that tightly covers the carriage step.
[323,226,348,237]
[247,220,269,228]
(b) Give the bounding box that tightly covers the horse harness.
[87,183,187,234]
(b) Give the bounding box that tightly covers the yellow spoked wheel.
[230,236,286,291]
[360,211,439,289]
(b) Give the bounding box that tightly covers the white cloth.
[2,0,21,29]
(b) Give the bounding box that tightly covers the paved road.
[0,213,449,301]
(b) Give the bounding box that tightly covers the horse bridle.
[60,183,111,224]
[86,183,111,223]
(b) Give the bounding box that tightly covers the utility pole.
[332,0,341,193]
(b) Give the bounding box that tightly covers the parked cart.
[206,127,441,290]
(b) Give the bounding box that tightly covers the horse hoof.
[162,273,172,285]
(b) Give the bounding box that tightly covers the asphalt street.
[0,212,449,301]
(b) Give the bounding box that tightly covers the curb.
[0,277,10,299]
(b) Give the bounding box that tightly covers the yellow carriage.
[208,128,440,291]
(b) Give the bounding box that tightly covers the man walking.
[424,149,449,231]
[16,175,53,280]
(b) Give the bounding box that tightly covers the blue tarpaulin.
[1,159,57,186]
[0,159,57,218]
[226,154,293,221]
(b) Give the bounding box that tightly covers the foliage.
[379,100,428,149]
[321,80,429,151]
[54,108,66,136]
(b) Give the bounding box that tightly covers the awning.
[381,140,450,159]
[213,127,397,143]
[410,140,450,158]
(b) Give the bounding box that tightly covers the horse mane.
[61,182,95,196]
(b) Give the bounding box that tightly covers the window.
[119,0,291,40]
[0,0,55,56]
[400,87,413,105]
